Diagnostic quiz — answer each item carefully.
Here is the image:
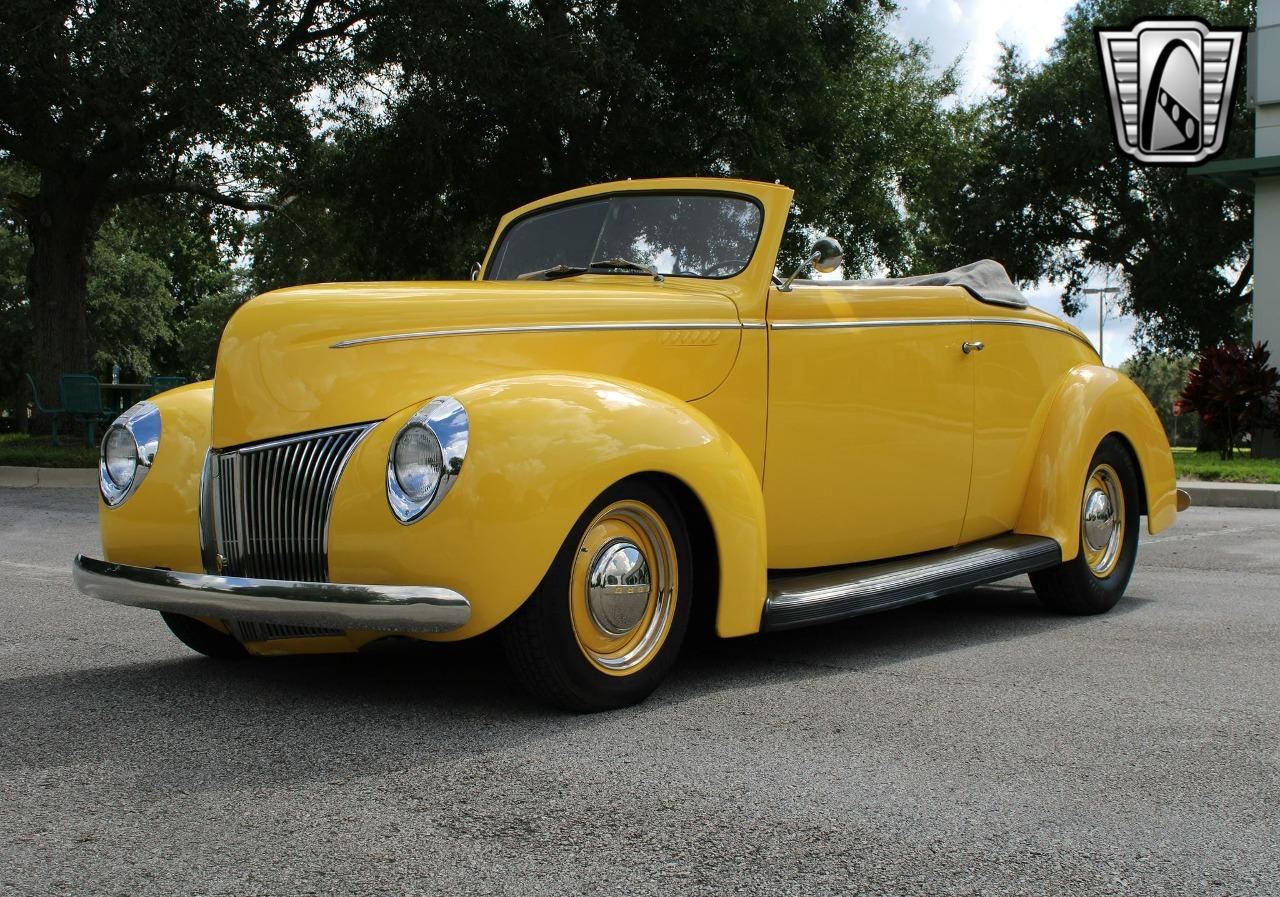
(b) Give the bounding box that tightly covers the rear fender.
[1015,365,1177,559]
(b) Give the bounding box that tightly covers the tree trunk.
[24,174,101,432]
[1195,427,1218,454]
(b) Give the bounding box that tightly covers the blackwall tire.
[1030,436,1141,615]
[500,478,693,712]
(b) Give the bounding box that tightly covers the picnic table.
[24,374,187,446]
[100,382,151,414]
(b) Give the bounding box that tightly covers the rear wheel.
[1031,436,1140,615]
[161,612,248,658]
[500,478,692,712]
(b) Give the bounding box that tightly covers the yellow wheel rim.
[1081,463,1125,578]
[568,500,678,676]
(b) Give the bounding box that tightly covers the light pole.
[1081,280,1121,365]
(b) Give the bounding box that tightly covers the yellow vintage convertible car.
[74,177,1187,711]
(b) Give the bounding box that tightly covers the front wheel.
[1030,436,1141,615]
[500,478,693,712]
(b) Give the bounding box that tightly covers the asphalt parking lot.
[1,486,1278,897]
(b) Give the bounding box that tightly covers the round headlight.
[99,401,161,508]
[103,426,139,488]
[386,396,468,524]
[393,424,443,501]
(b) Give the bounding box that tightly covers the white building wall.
[1254,0,1280,456]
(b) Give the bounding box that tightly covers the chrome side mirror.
[809,237,843,273]
[779,237,843,291]
[469,261,481,281]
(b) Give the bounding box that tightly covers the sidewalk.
[1177,480,1280,510]
[0,466,97,487]
[3,465,1278,510]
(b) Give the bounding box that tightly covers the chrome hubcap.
[569,500,678,674]
[1081,464,1125,577]
[586,539,652,636]
[1082,488,1116,552]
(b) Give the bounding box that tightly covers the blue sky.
[891,0,1139,363]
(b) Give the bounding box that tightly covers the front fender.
[98,382,213,572]
[1015,365,1177,559]
[327,373,768,640]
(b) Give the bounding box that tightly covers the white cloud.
[1025,281,1137,366]
[892,0,1140,362]
[891,0,1077,98]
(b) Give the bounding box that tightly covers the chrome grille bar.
[206,423,372,582]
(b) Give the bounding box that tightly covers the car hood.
[211,279,744,448]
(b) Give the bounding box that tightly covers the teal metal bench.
[148,375,186,395]
[59,373,111,446]
[24,372,65,446]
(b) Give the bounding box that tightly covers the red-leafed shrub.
[1177,341,1280,460]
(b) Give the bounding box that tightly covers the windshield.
[486,193,764,281]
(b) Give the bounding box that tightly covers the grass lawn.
[1172,446,1280,484]
[0,433,99,468]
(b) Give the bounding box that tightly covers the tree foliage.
[1178,342,1280,459]
[0,0,375,407]
[0,164,250,428]
[1119,352,1200,445]
[251,0,965,290]
[910,0,1255,353]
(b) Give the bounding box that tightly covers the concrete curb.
[0,466,96,487]
[1178,480,1280,510]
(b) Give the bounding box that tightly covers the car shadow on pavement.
[670,580,1153,700]
[0,580,1153,795]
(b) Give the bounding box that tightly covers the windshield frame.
[483,189,767,282]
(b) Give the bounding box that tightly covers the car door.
[959,304,1102,544]
[762,284,976,569]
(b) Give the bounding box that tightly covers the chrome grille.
[206,424,371,582]
[228,620,343,643]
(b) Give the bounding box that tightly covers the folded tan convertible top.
[797,259,1028,309]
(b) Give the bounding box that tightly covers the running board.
[762,534,1061,631]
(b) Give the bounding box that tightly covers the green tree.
[2,154,247,426]
[909,0,1255,353]
[86,222,176,380]
[251,0,965,289]
[1120,353,1200,446]
[0,0,376,405]
[1179,342,1280,458]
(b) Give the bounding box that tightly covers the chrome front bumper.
[72,554,471,633]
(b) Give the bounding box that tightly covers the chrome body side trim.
[332,321,743,349]
[73,554,471,633]
[762,534,1062,631]
[330,316,1092,351]
[768,317,1098,352]
[770,317,972,329]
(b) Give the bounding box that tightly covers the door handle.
[962,341,985,354]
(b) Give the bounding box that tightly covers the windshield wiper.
[516,257,662,282]
[590,257,662,280]
[516,264,589,280]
